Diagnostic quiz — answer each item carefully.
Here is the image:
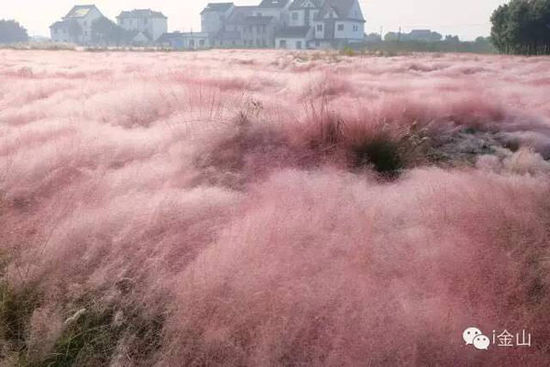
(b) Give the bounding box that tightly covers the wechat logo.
[463,327,490,350]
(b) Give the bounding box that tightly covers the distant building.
[50,5,103,44]
[284,0,366,49]
[408,29,442,42]
[384,29,443,42]
[201,0,365,49]
[241,15,278,47]
[201,3,235,35]
[117,9,168,43]
[157,32,210,50]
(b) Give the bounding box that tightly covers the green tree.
[0,19,28,44]
[491,0,550,55]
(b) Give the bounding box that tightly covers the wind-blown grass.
[0,49,549,366]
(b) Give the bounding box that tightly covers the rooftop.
[289,0,323,10]
[117,9,167,19]
[201,3,235,14]
[64,5,100,19]
[242,15,275,26]
[226,6,260,25]
[315,0,365,22]
[258,0,290,8]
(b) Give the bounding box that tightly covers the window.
[353,25,359,32]
[337,24,344,31]
[316,24,323,32]
[199,39,205,46]
[296,41,302,49]
[292,12,299,21]
[279,39,287,48]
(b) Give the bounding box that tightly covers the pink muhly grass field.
[0,49,550,366]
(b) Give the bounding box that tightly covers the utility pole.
[398,26,402,42]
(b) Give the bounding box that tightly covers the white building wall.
[254,8,281,19]
[79,8,102,43]
[334,21,364,40]
[308,10,319,25]
[118,16,167,42]
[289,10,305,26]
[202,12,225,34]
[51,28,70,42]
[150,18,167,40]
[275,37,308,49]
[313,21,324,39]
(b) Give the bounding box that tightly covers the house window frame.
[291,12,299,21]
[337,24,344,31]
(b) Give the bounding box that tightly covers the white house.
[50,5,103,44]
[202,0,365,49]
[117,9,168,43]
[201,3,235,35]
[278,0,365,49]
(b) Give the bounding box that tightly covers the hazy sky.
[0,0,508,40]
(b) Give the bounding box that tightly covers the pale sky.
[0,0,508,41]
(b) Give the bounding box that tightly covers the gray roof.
[129,31,153,42]
[117,9,167,19]
[50,20,69,29]
[226,6,259,25]
[242,15,275,26]
[315,0,365,22]
[201,3,234,14]
[64,5,101,19]
[275,26,311,38]
[259,0,290,8]
[289,0,323,10]
[157,32,183,42]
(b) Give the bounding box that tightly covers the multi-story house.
[277,0,365,49]
[50,5,103,44]
[240,16,278,48]
[201,0,365,49]
[202,2,289,48]
[201,3,236,35]
[117,9,168,43]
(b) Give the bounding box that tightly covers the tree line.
[0,20,28,44]
[491,0,550,55]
